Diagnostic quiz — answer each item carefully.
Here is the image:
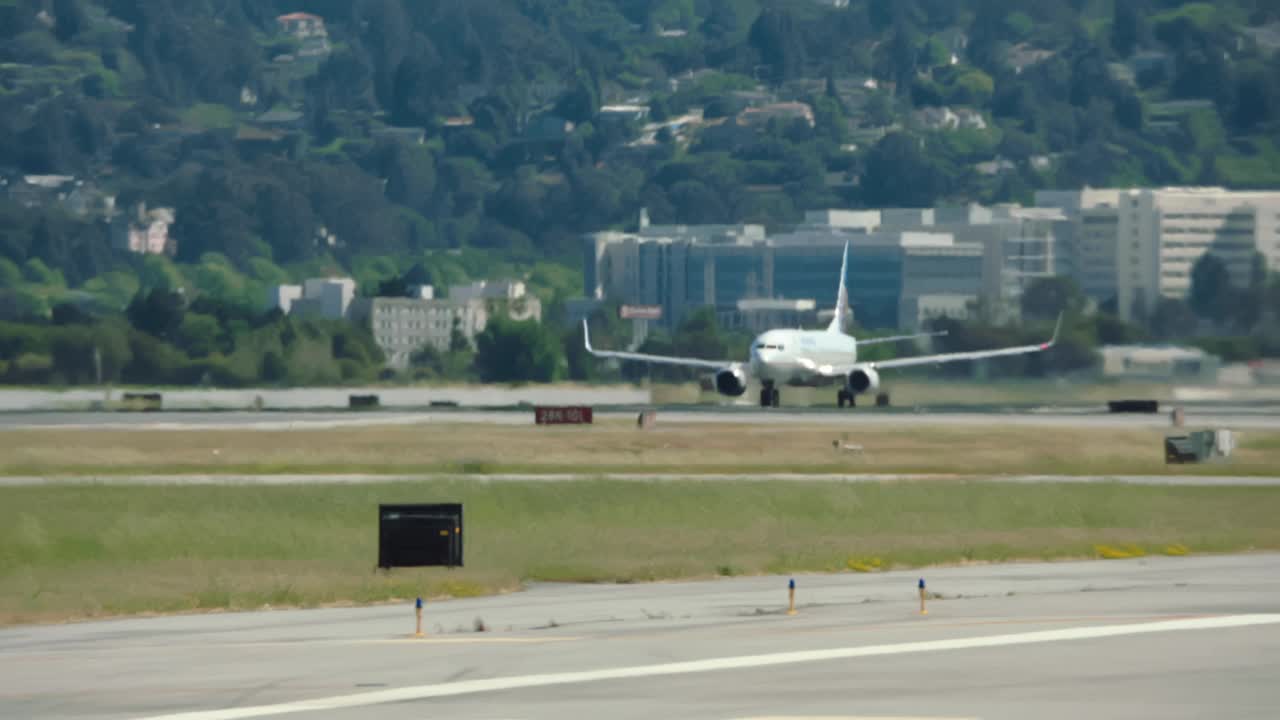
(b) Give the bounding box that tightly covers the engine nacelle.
[714,368,748,397]
[847,368,881,394]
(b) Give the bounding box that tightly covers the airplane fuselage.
[749,329,857,386]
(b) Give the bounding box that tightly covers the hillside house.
[738,102,815,129]
[276,12,330,56]
[112,203,176,256]
[914,106,987,131]
[276,12,327,39]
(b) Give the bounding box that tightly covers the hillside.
[1,0,1279,384]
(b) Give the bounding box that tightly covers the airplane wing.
[863,314,1062,371]
[582,320,735,370]
[856,330,948,347]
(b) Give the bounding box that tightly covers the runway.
[4,403,1280,430]
[4,472,1280,487]
[3,554,1278,719]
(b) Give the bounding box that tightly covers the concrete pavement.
[5,405,1280,431]
[3,554,1278,720]
[4,473,1280,487]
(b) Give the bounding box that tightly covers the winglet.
[1042,313,1063,350]
[582,319,594,353]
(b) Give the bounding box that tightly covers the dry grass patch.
[2,422,1278,476]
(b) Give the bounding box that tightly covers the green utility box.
[1165,430,1236,464]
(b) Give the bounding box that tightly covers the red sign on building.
[620,305,663,320]
[534,406,594,425]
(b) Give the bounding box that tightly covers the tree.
[1110,1,1148,57]
[1189,253,1233,324]
[177,313,221,358]
[749,8,807,82]
[473,317,564,382]
[126,288,186,341]
[1020,277,1085,322]
[1149,298,1198,340]
[860,133,957,208]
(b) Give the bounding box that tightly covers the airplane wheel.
[837,390,848,408]
[770,388,781,408]
[847,393,856,408]
[760,386,775,408]
[875,392,891,407]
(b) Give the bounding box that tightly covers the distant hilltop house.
[1006,43,1055,74]
[2,173,117,219]
[276,12,330,57]
[737,102,815,129]
[277,12,326,39]
[914,106,987,131]
[112,203,177,256]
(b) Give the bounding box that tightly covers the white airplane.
[583,242,1062,408]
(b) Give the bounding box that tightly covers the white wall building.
[299,277,357,320]
[267,285,303,314]
[1038,188,1280,322]
[1099,345,1220,382]
[349,297,488,370]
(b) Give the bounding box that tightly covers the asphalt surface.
[5,405,1280,430]
[0,387,653,413]
[3,554,1278,720]
[3,472,1279,487]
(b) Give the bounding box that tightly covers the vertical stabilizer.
[827,241,850,334]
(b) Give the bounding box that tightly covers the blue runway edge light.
[789,578,795,590]
[918,578,925,590]
[416,597,423,609]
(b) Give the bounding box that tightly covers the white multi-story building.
[349,297,488,369]
[1036,189,1124,307]
[1038,188,1280,321]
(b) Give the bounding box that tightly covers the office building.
[585,210,987,331]
[1038,188,1280,321]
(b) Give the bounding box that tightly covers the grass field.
[2,421,1278,477]
[3,479,1279,626]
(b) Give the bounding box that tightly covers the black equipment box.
[377,503,463,569]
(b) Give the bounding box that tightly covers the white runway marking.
[137,614,1280,720]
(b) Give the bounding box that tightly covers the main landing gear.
[759,382,780,408]
[837,390,892,408]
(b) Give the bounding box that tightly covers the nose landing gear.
[759,382,780,408]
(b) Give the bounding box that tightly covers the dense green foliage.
[4,1,1280,383]
[0,289,386,386]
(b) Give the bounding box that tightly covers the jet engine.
[714,368,749,397]
[847,367,880,394]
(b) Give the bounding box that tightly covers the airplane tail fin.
[827,241,850,334]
